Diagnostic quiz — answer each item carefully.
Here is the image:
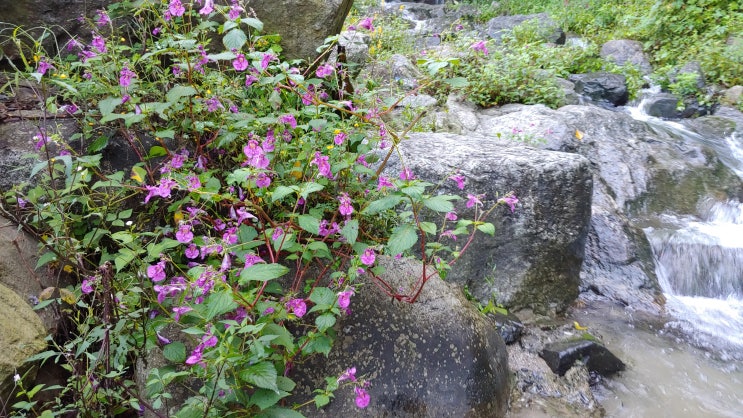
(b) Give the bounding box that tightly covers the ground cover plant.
[0,1,513,416]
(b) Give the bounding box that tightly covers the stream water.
[589,101,743,417]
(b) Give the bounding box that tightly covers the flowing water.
[589,100,743,417]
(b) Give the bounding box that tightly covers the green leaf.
[401,183,426,200]
[306,241,330,258]
[340,219,359,245]
[309,287,336,306]
[387,224,418,256]
[36,251,57,269]
[239,263,289,285]
[255,408,305,418]
[298,182,324,200]
[477,222,496,236]
[163,341,187,363]
[205,290,238,321]
[240,362,278,392]
[314,394,331,408]
[223,28,247,50]
[243,17,264,31]
[444,77,470,88]
[166,85,197,103]
[362,194,403,215]
[315,313,336,332]
[252,388,288,410]
[87,135,109,153]
[297,214,320,235]
[156,129,176,139]
[419,221,437,235]
[98,97,120,115]
[271,185,295,202]
[148,146,168,157]
[423,195,456,213]
[261,323,295,350]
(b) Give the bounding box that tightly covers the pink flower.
[499,194,519,213]
[337,289,354,309]
[337,367,357,382]
[147,260,167,282]
[255,172,271,188]
[206,97,223,112]
[466,193,484,208]
[91,35,107,53]
[311,152,332,178]
[185,346,204,365]
[449,174,466,190]
[271,227,284,242]
[334,131,348,145]
[36,58,54,75]
[172,305,192,321]
[244,254,264,268]
[228,4,242,19]
[260,53,275,70]
[245,74,258,86]
[470,40,489,55]
[176,224,194,243]
[119,64,136,87]
[199,0,214,14]
[168,0,185,17]
[399,168,415,181]
[316,63,334,78]
[185,244,199,259]
[286,298,307,318]
[233,53,248,71]
[338,193,353,216]
[95,10,111,26]
[360,248,376,266]
[359,17,374,31]
[445,211,457,221]
[279,114,297,129]
[377,176,396,191]
[355,387,370,408]
[81,277,96,294]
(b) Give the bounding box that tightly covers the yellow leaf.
[39,287,55,301]
[130,166,146,184]
[63,265,74,273]
[573,321,588,330]
[173,210,184,224]
[59,288,77,305]
[575,130,584,140]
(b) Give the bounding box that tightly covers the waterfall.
[627,96,743,355]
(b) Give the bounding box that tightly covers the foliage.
[0,1,507,417]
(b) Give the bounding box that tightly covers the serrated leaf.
[98,97,120,115]
[387,224,418,256]
[314,394,331,408]
[362,194,403,215]
[261,323,295,350]
[340,219,359,245]
[252,388,288,410]
[166,85,197,103]
[271,185,295,202]
[309,287,335,306]
[297,214,320,235]
[163,341,186,363]
[401,184,426,200]
[298,182,324,199]
[240,362,278,392]
[477,222,495,236]
[239,263,289,285]
[36,251,57,269]
[223,28,247,50]
[444,77,470,88]
[255,408,305,418]
[243,17,264,31]
[420,221,437,235]
[205,290,237,321]
[88,135,109,153]
[315,313,336,332]
[423,195,455,213]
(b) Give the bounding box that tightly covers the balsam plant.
[1,1,513,416]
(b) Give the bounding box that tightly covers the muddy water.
[571,305,743,418]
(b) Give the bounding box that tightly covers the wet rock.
[720,85,743,107]
[0,282,47,400]
[382,132,593,313]
[488,311,524,345]
[568,72,629,107]
[540,340,625,377]
[600,40,652,75]
[643,92,682,119]
[485,13,565,45]
[293,256,510,417]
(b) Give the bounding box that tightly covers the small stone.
[540,339,625,377]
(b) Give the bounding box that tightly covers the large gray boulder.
[249,0,354,61]
[568,72,629,107]
[485,13,565,45]
[294,256,510,417]
[600,40,652,75]
[481,105,742,312]
[383,132,593,314]
[0,0,352,63]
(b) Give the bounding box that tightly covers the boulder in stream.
[540,340,625,377]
